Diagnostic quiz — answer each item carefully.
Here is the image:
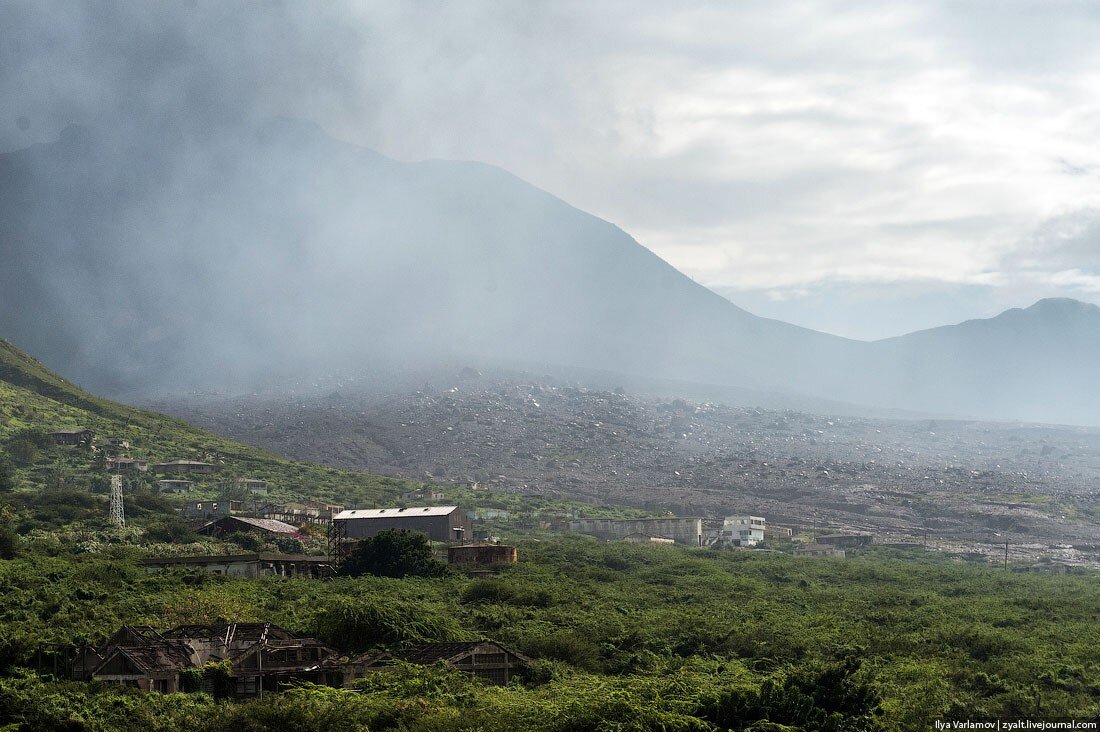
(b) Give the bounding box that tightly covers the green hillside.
[0,337,419,518]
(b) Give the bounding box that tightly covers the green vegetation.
[338,529,449,579]
[1,339,1098,729]
[0,340,420,511]
[0,541,1097,729]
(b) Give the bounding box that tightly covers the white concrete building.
[720,515,766,546]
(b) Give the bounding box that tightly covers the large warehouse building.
[332,506,472,543]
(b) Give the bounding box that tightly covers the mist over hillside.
[1,119,1099,425]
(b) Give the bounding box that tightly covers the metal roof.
[333,506,459,521]
[197,516,301,534]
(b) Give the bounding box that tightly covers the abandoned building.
[196,515,304,540]
[795,543,846,559]
[401,487,446,501]
[221,477,271,496]
[73,626,166,681]
[332,506,472,543]
[181,498,245,520]
[260,499,343,525]
[140,553,334,578]
[342,641,531,686]
[619,533,675,545]
[447,543,518,565]
[567,517,703,545]
[157,479,193,494]
[49,428,95,445]
[717,515,766,546]
[153,460,218,474]
[75,625,526,695]
[79,623,336,697]
[764,525,794,541]
[92,640,196,693]
[106,457,149,473]
[815,533,874,549]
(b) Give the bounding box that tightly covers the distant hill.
[1,119,1098,424]
[864,298,1100,424]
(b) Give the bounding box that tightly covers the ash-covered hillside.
[151,368,1100,565]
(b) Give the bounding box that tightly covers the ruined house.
[49,428,94,445]
[81,623,337,697]
[447,543,518,565]
[77,625,530,695]
[815,533,873,549]
[140,553,334,579]
[196,515,303,540]
[157,479,193,494]
[259,499,343,525]
[93,640,197,693]
[106,457,149,473]
[341,641,531,686]
[181,498,245,520]
[794,543,846,559]
[153,460,217,474]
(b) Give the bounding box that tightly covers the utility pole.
[1003,541,1009,571]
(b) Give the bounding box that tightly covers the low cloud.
[3,1,1100,336]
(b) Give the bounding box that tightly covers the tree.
[4,428,50,467]
[143,517,199,544]
[0,456,14,492]
[338,529,448,579]
[0,526,18,560]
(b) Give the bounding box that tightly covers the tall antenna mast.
[109,474,125,527]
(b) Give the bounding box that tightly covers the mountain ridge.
[1,119,1098,425]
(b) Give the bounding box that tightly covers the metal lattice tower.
[109,474,125,527]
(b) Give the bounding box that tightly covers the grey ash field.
[151,368,1100,567]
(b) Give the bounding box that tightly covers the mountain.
[0,119,852,394]
[865,298,1100,424]
[1,119,1098,425]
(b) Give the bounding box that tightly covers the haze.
[5,1,1100,339]
[2,1,1099,426]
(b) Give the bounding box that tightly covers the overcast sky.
[4,1,1100,339]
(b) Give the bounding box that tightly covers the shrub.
[338,530,448,579]
[521,630,603,672]
[273,536,305,554]
[313,597,463,651]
